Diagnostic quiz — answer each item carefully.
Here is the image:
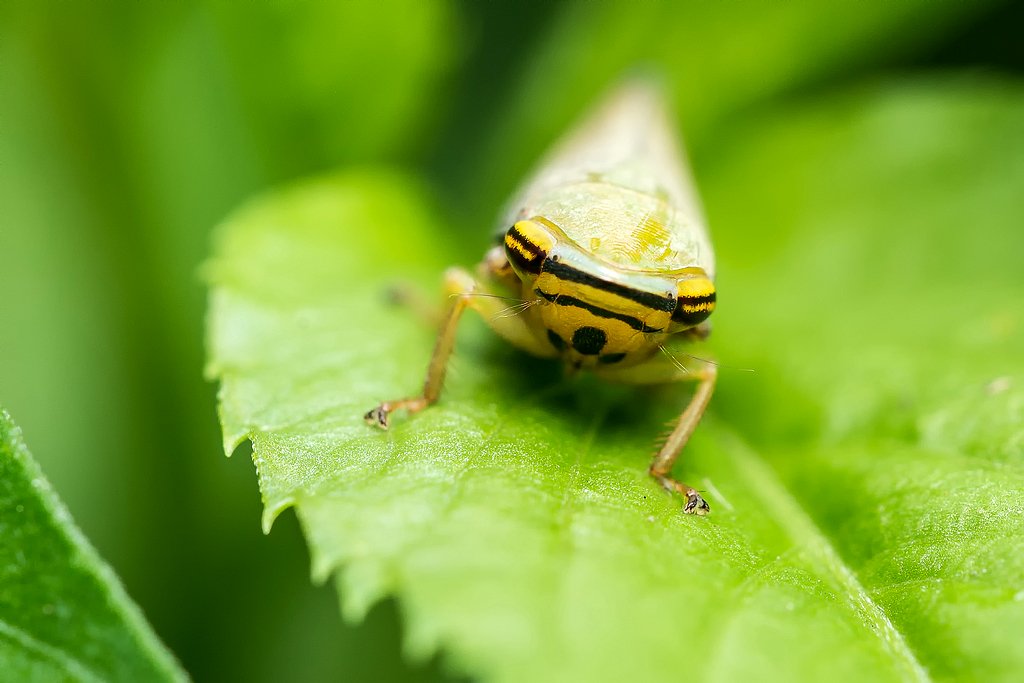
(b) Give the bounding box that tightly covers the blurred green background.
[1,1,1021,680]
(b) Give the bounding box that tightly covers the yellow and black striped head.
[504,219,715,369]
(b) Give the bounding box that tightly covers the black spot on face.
[547,329,566,351]
[571,326,607,355]
[599,352,627,364]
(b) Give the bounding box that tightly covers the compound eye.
[673,269,716,327]
[505,219,556,279]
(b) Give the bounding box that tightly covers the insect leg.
[596,359,717,515]
[383,282,444,326]
[381,246,516,327]
[364,266,550,430]
[649,365,717,515]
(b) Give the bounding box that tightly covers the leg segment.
[597,357,717,515]
[363,272,470,429]
[649,365,717,515]
[364,265,551,430]
[384,282,444,326]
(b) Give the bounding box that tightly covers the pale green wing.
[501,78,714,276]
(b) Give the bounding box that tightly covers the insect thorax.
[505,209,714,370]
[515,181,713,276]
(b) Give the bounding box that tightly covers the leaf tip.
[261,496,295,534]
[222,430,250,459]
[310,552,334,586]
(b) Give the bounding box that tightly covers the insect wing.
[501,78,714,277]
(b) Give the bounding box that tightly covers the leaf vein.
[720,426,933,683]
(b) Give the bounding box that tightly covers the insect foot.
[682,490,710,516]
[652,473,711,515]
[364,405,391,430]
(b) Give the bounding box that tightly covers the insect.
[365,79,718,514]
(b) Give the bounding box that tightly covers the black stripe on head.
[672,291,716,326]
[541,259,675,312]
[535,289,664,334]
[504,225,546,275]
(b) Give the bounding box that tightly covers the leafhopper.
[365,79,718,514]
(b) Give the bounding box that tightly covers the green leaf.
[206,79,1024,682]
[0,410,186,682]
[701,76,1024,682]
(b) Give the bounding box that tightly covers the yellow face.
[505,219,715,369]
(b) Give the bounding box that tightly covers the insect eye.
[673,270,716,327]
[505,219,556,278]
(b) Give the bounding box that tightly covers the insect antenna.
[493,299,540,320]
[680,352,755,373]
[659,344,755,374]
[658,343,690,374]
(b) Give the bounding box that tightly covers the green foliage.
[0,410,185,682]
[206,79,1024,681]
[703,79,1024,682]
[467,0,995,221]
[206,0,460,171]
[0,3,462,678]
[2,0,1021,680]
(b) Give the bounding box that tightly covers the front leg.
[650,365,716,515]
[364,263,552,430]
[596,356,718,515]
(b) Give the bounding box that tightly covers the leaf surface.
[702,78,1024,682]
[207,80,1024,682]
[0,410,185,682]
